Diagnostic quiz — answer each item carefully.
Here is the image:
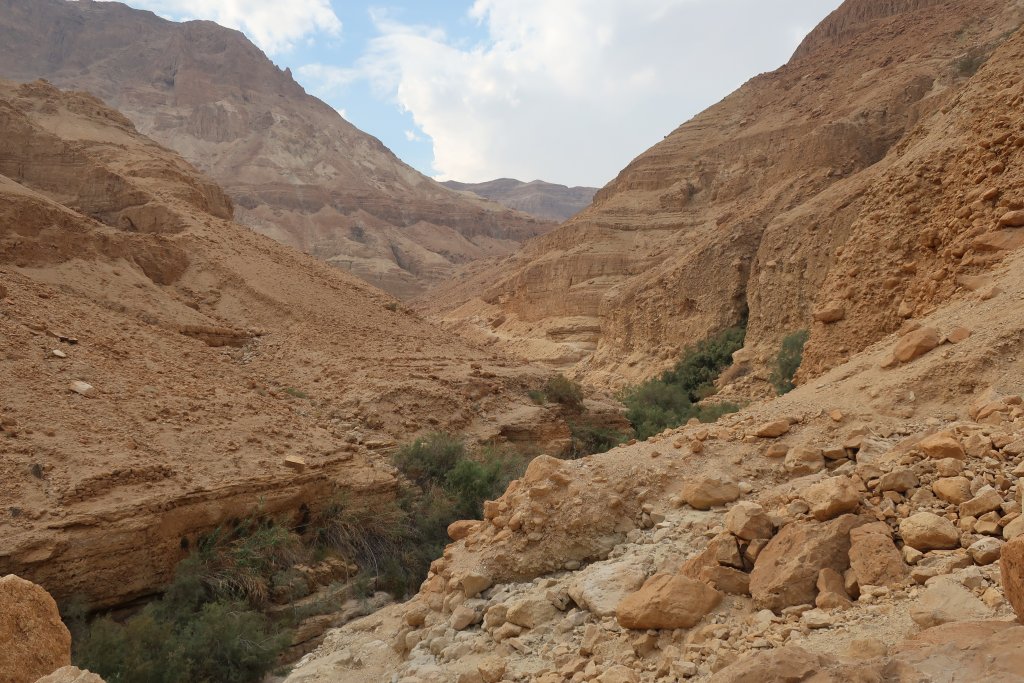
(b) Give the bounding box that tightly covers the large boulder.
[892,327,941,364]
[899,512,959,551]
[749,515,863,610]
[885,621,1024,681]
[724,502,774,541]
[680,475,741,510]
[918,432,966,460]
[910,580,991,628]
[616,574,721,630]
[567,559,647,617]
[0,575,71,683]
[1002,537,1024,622]
[708,646,825,683]
[33,668,105,683]
[801,476,860,521]
[848,522,907,588]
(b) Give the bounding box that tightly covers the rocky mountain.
[0,0,553,299]
[421,0,1024,391]
[289,216,1024,680]
[442,179,599,223]
[0,79,571,611]
[283,15,1024,669]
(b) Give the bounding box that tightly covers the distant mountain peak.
[442,178,598,223]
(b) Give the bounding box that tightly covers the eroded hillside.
[0,79,568,610]
[0,0,553,299]
[421,0,1024,392]
[442,180,599,223]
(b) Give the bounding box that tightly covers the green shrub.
[543,374,584,412]
[72,556,289,683]
[770,329,809,395]
[527,389,546,405]
[621,326,746,439]
[392,432,466,488]
[566,420,630,458]
[74,599,286,683]
[196,519,305,606]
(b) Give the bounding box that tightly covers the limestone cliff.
[0,0,552,299]
[421,0,1024,390]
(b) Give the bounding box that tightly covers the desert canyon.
[3,1,1024,683]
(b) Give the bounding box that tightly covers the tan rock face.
[900,512,960,552]
[960,486,1004,518]
[909,580,991,628]
[1002,537,1024,622]
[616,573,722,630]
[0,575,71,683]
[680,476,741,510]
[848,522,907,588]
[755,420,791,438]
[420,0,1021,389]
[815,568,852,609]
[707,646,823,683]
[749,515,863,610]
[724,502,774,541]
[919,433,967,460]
[567,560,647,618]
[933,477,973,504]
[784,446,825,476]
[891,327,941,364]
[801,476,860,521]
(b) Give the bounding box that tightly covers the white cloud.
[120,0,342,54]
[310,0,842,186]
[404,129,424,142]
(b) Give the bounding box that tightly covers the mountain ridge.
[442,178,599,222]
[0,0,553,298]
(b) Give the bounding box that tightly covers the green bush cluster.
[566,420,628,459]
[385,434,530,594]
[529,374,585,412]
[543,374,585,411]
[71,556,289,683]
[621,326,745,440]
[769,329,809,395]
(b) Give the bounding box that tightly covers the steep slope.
[0,79,565,609]
[0,0,553,299]
[288,196,1024,682]
[442,179,599,222]
[422,0,1024,390]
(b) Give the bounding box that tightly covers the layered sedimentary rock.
[0,80,563,608]
[0,0,552,298]
[442,179,598,223]
[423,0,1024,389]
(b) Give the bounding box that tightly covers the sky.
[113,0,845,188]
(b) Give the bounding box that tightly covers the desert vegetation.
[621,326,745,439]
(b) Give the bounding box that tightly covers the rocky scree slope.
[442,180,599,223]
[421,0,1024,390]
[0,79,568,610]
[0,0,552,299]
[287,232,1024,681]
